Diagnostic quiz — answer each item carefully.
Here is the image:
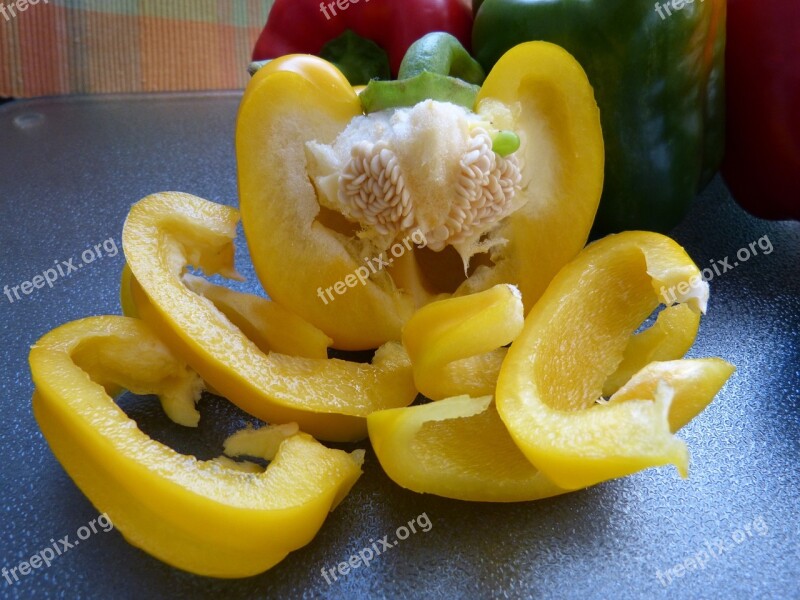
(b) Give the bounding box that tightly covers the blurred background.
[0,0,274,100]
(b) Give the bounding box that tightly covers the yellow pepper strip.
[29,316,364,578]
[402,284,523,399]
[368,395,569,502]
[496,231,733,490]
[602,303,700,396]
[374,276,728,502]
[122,262,332,359]
[182,274,332,359]
[223,423,300,461]
[120,261,139,319]
[368,356,730,502]
[404,285,700,401]
[608,359,735,432]
[123,192,417,442]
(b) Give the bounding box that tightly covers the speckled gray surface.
[0,94,798,600]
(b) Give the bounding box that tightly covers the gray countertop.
[1,93,798,600]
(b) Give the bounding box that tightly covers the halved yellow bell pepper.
[122,192,417,442]
[237,42,604,350]
[496,231,734,489]
[29,316,364,578]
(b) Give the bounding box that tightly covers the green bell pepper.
[472,0,726,235]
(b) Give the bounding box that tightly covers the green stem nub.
[492,131,521,157]
[360,32,486,114]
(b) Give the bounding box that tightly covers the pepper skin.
[722,0,800,220]
[252,0,473,77]
[473,0,726,235]
[237,43,603,350]
[122,192,417,442]
[29,316,364,578]
[495,231,734,490]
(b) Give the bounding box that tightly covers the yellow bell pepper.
[122,192,417,442]
[371,274,731,501]
[29,316,364,578]
[237,41,604,350]
[182,273,333,359]
[496,231,734,490]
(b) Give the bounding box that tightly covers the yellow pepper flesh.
[29,316,364,578]
[122,262,332,360]
[122,192,417,442]
[368,395,568,502]
[402,283,523,400]
[454,42,605,312]
[496,231,733,489]
[403,282,701,402]
[602,303,700,396]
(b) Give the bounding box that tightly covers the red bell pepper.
[252,0,473,78]
[722,0,800,220]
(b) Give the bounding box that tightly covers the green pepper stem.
[360,33,485,114]
[398,32,485,85]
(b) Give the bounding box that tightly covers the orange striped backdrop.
[0,0,274,97]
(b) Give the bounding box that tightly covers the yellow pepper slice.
[122,262,332,359]
[496,231,733,489]
[602,303,700,396]
[29,316,364,578]
[122,192,416,442]
[402,284,523,400]
[182,273,332,359]
[368,355,729,503]
[368,395,568,502]
[237,44,603,350]
[608,358,734,432]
